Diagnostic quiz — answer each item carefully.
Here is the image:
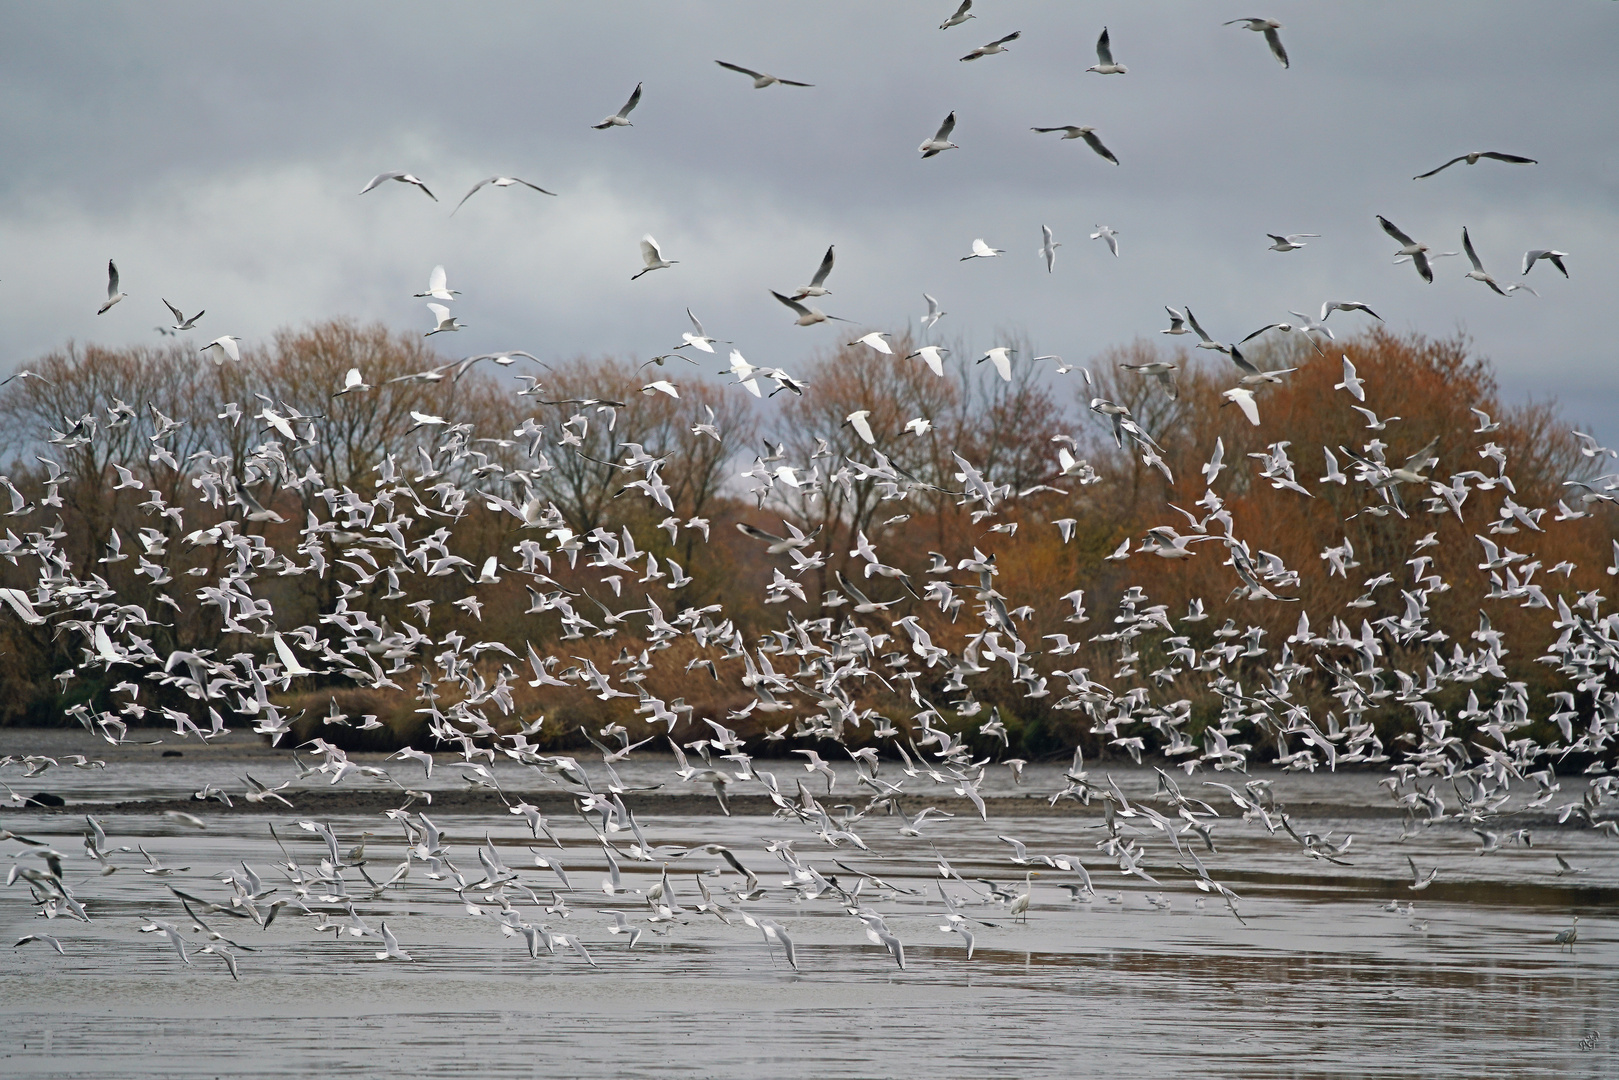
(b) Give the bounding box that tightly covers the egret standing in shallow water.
[1010,870,1038,922]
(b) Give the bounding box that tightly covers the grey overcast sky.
[3,3,1616,434]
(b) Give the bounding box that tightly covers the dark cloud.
[2,3,1614,435]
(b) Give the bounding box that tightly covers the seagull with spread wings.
[97,260,127,314]
[939,0,974,30]
[920,112,959,157]
[1087,27,1127,74]
[791,245,836,299]
[1414,150,1537,180]
[960,31,1020,61]
[359,171,437,201]
[162,299,204,331]
[593,82,642,128]
[1031,126,1119,165]
[715,60,813,88]
[1378,215,1435,283]
[1224,18,1289,68]
[452,176,557,215]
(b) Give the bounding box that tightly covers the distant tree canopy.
[0,320,1612,774]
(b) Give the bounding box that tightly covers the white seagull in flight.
[359,171,437,201]
[715,60,813,88]
[1031,126,1119,165]
[593,83,642,129]
[1224,18,1289,68]
[452,176,557,215]
[920,112,959,158]
[97,260,127,314]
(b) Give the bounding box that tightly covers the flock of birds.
[3,4,1610,977]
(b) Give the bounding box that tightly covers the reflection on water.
[3,794,1615,1078]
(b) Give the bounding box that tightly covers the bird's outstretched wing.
[1413,156,1466,180]
[1462,227,1485,273]
[1378,215,1417,246]
[809,245,835,287]
[1263,27,1288,68]
[452,178,491,215]
[771,290,812,317]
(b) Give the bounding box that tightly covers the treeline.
[0,319,1611,762]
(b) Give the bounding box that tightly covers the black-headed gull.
[1091,225,1119,256]
[1462,227,1535,297]
[1087,27,1126,74]
[1119,359,1178,398]
[452,175,557,215]
[791,245,836,299]
[1321,300,1381,322]
[960,31,1019,62]
[359,171,436,201]
[1032,126,1118,165]
[920,112,959,157]
[770,290,846,326]
[1039,225,1060,272]
[1266,233,1318,252]
[678,309,723,353]
[97,260,127,314]
[593,83,642,129]
[162,299,203,330]
[1378,216,1434,283]
[1522,249,1569,278]
[939,0,974,30]
[715,60,812,88]
[1224,18,1288,68]
[1413,150,1536,180]
[1334,355,1366,400]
